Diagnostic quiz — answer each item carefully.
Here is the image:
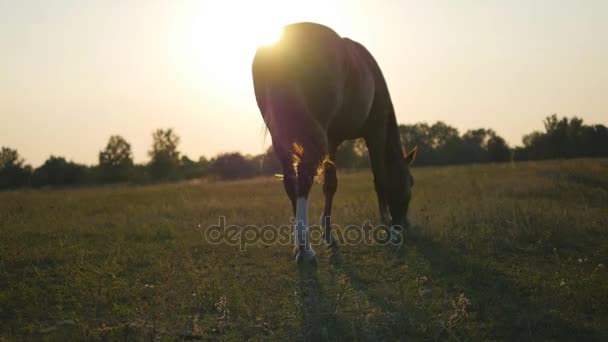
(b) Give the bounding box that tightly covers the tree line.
[1,114,607,190]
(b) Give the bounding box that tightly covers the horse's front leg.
[321,153,338,247]
[279,154,315,263]
[294,171,317,263]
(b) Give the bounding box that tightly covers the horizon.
[2,0,607,166]
[2,115,603,168]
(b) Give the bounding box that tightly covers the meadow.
[0,159,607,341]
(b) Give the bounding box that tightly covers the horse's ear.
[405,146,417,166]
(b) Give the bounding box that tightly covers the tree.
[515,115,608,161]
[336,140,359,169]
[198,156,211,171]
[398,123,513,165]
[98,135,133,182]
[461,129,490,163]
[253,146,281,176]
[587,124,608,157]
[0,147,32,189]
[179,155,209,179]
[336,138,368,169]
[148,128,181,180]
[400,123,436,165]
[486,134,511,162]
[32,156,86,187]
[0,147,22,168]
[208,152,258,180]
[430,121,459,149]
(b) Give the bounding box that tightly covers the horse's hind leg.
[321,143,338,247]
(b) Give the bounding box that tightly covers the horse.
[252,22,416,263]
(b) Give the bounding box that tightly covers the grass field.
[1,159,607,340]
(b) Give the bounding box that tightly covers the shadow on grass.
[410,234,604,340]
[327,248,409,339]
[297,255,364,341]
[297,263,326,341]
[328,232,606,340]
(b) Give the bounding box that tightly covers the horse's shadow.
[298,262,346,341]
[297,263,323,340]
[297,251,361,341]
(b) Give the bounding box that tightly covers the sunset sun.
[170,0,340,96]
[172,1,289,91]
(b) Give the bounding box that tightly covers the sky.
[1,0,607,166]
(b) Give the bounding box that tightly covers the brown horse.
[252,22,416,263]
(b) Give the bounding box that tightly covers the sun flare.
[254,25,284,48]
[170,0,341,100]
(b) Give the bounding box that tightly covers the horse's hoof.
[390,227,404,243]
[323,236,338,250]
[295,247,317,264]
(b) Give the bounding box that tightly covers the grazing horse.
[252,22,416,263]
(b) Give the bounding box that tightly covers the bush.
[0,147,32,189]
[32,156,87,187]
[208,153,258,180]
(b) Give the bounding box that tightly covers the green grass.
[1,159,607,340]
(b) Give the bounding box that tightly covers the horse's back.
[252,22,381,143]
[329,38,377,141]
[252,23,347,129]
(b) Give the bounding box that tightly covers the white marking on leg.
[390,226,402,238]
[295,197,309,249]
[390,217,409,242]
[295,197,316,261]
[380,207,391,226]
